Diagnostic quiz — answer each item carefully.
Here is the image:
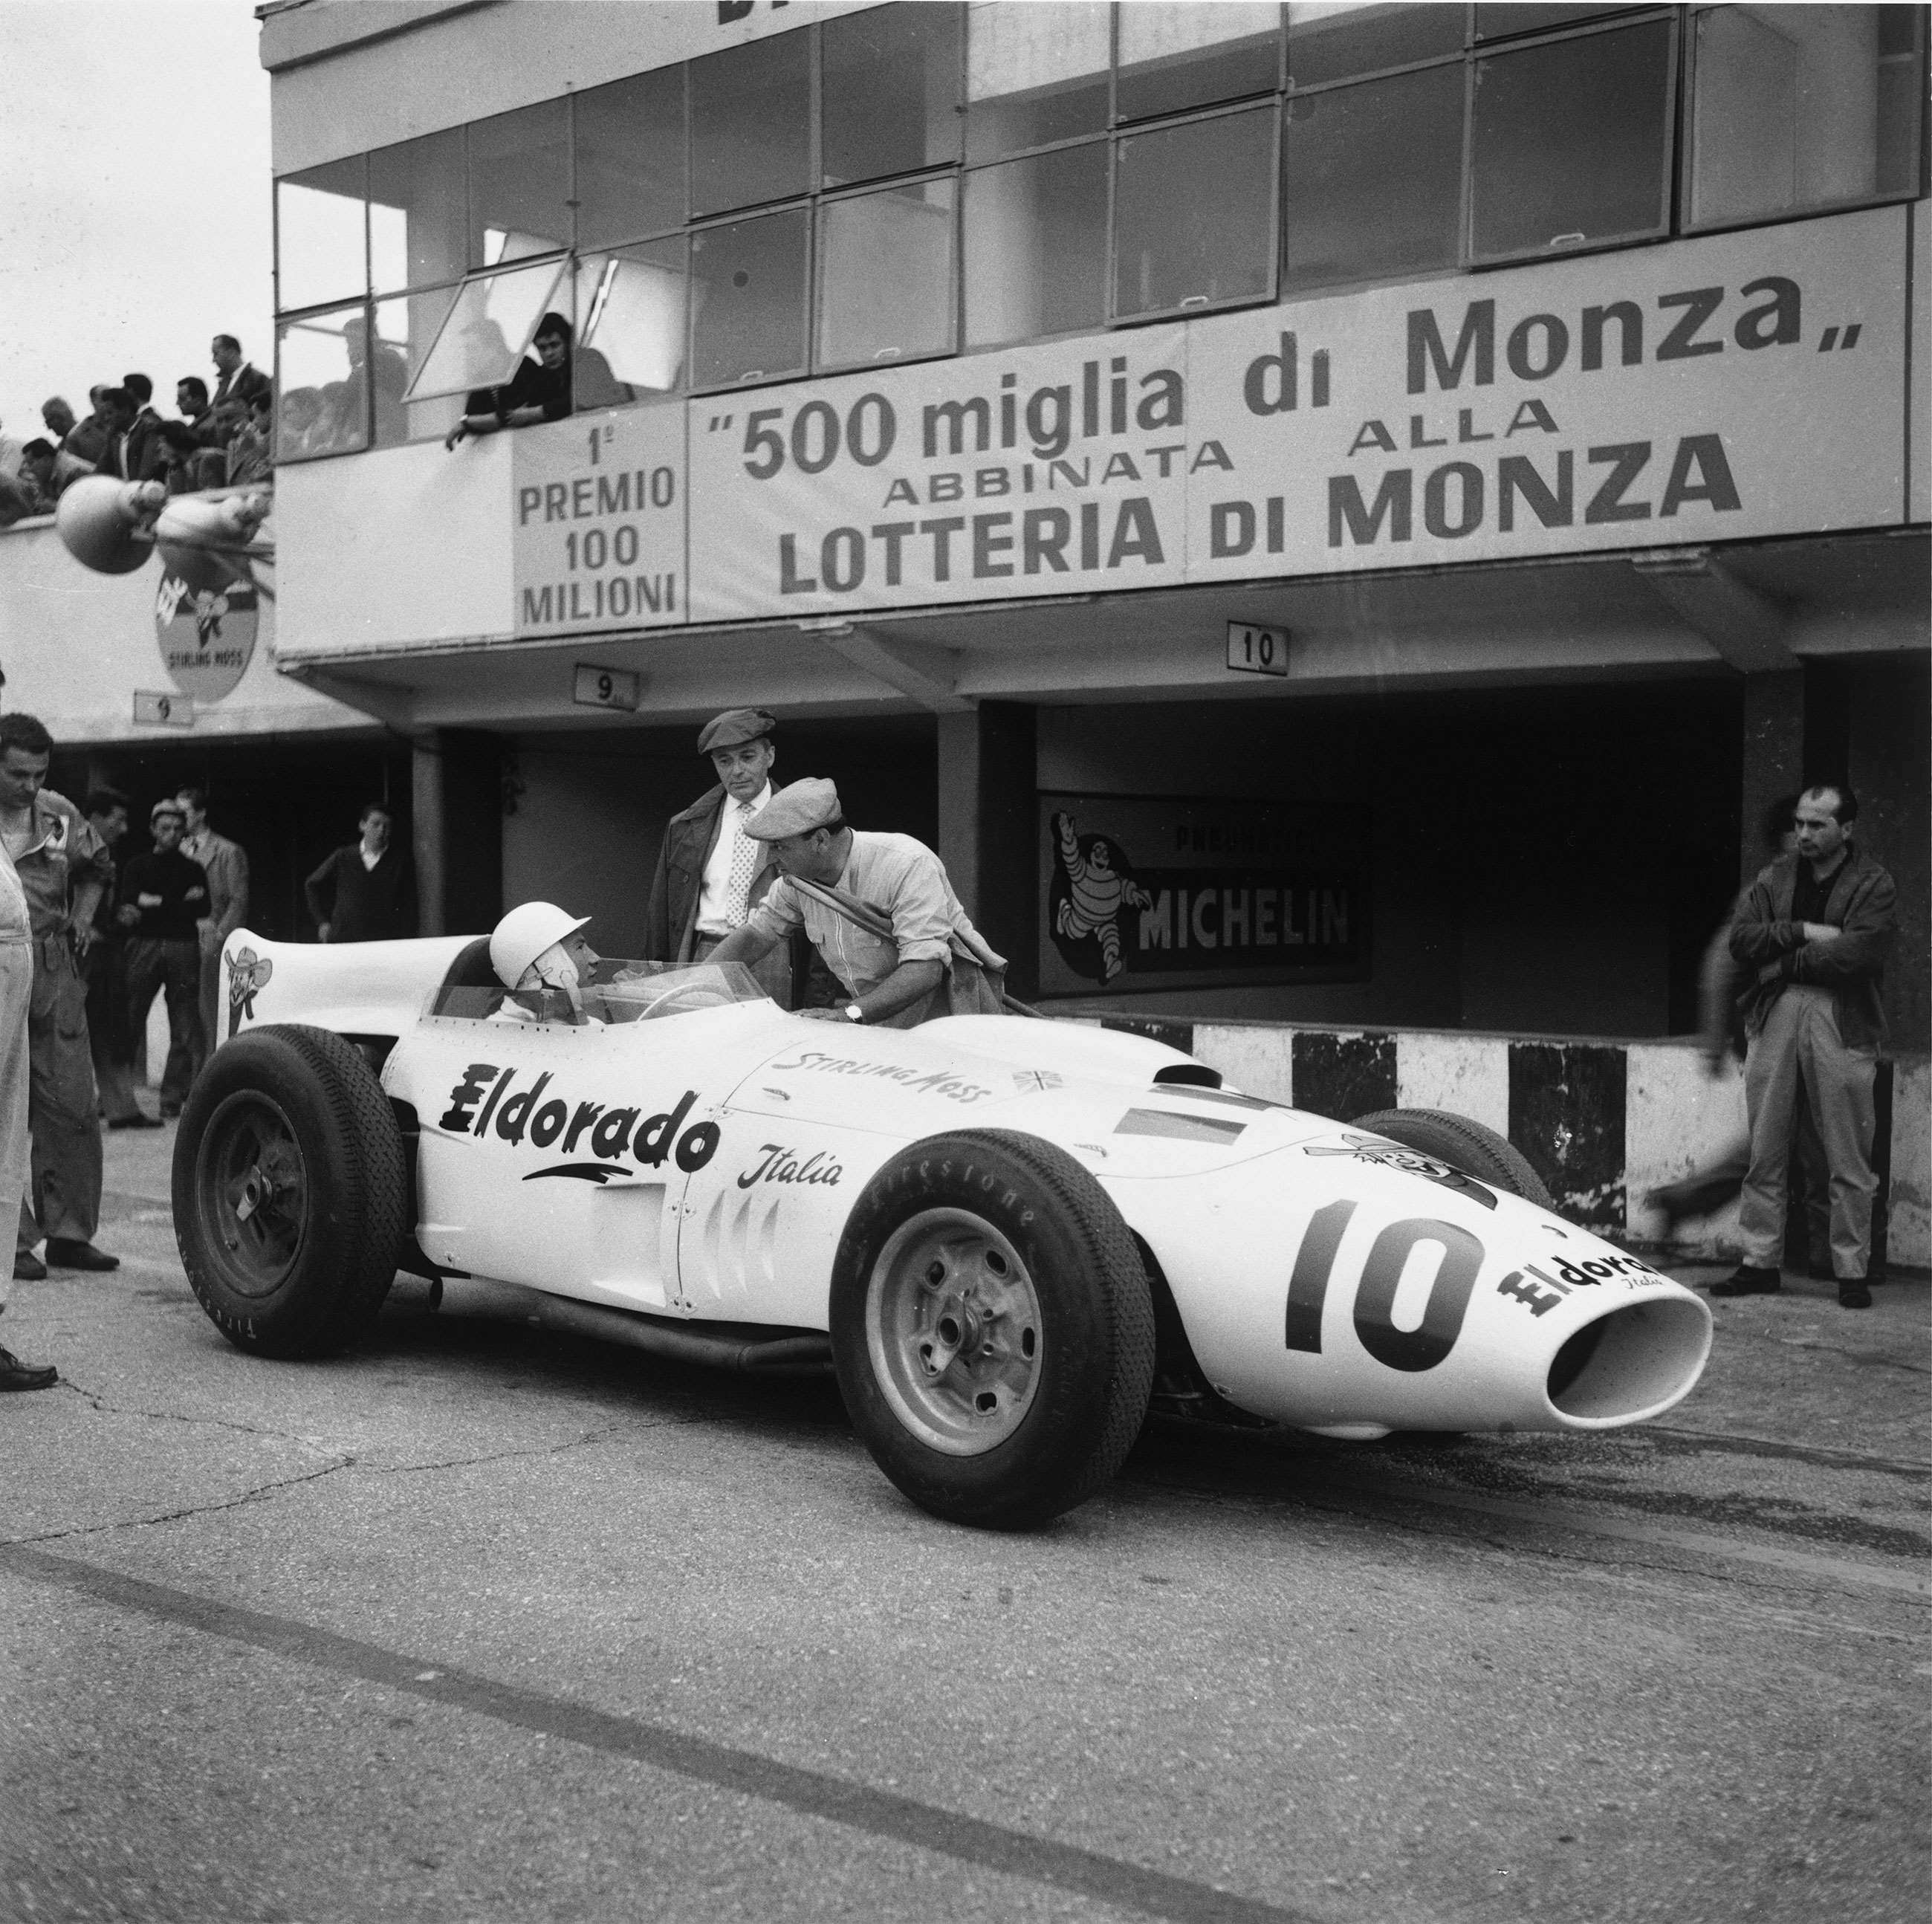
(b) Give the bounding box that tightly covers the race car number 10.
[1283,1200,1484,1374]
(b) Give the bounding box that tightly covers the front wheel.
[173,1023,408,1358]
[830,1130,1155,1529]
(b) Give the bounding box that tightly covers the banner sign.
[688,205,1907,623]
[297,204,1907,657]
[1039,794,1367,997]
[511,404,684,637]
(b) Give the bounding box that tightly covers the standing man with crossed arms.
[644,708,799,1007]
[1719,781,1897,1310]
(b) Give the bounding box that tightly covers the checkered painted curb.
[1072,1016,1930,1273]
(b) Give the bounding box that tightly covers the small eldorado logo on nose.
[1303,1133,1498,1208]
[226,947,273,1037]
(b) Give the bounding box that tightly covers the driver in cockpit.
[488,901,606,1024]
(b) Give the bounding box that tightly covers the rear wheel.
[173,1024,408,1358]
[831,1130,1155,1529]
[1351,1107,1555,1211]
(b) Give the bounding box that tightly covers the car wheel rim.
[198,1092,308,1298]
[866,1208,1042,1457]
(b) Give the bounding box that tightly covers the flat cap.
[745,777,841,841]
[149,797,187,826]
[697,707,777,754]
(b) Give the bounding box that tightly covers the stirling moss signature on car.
[435,1063,719,1178]
[738,1144,844,1189]
[768,1049,994,1106]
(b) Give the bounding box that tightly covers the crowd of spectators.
[0,335,273,528]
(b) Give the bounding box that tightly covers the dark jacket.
[1729,846,1896,1050]
[304,843,418,943]
[644,785,795,1008]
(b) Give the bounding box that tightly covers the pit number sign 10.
[1227,623,1289,678]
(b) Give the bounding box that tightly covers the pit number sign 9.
[1227,623,1289,678]
[573,664,641,712]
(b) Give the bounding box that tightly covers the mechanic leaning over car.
[708,778,1002,1030]
[643,707,820,1009]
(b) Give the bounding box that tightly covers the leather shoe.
[1838,1281,1873,1309]
[45,1240,119,1272]
[1709,1265,1782,1298]
[107,1112,163,1130]
[0,1344,58,1391]
[12,1250,45,1281]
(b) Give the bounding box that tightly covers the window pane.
[372,294,461,445]
[823,1,963,187]
[576,240,687,398]
[690,209,808,388]
[1474,4,1635,42]
[691,34,810,216]
[1285,65,1462,289]
[965,0,1109,161]
[817,179,956,369]
[1877,4,1928,196]
[276,305,370,460]
[575,68,686,249]
[369,129,467,295]
[406,260,568,401]
[1117,1,1282,121]
[1470,17,1673,259]
[1113,106,1277,318]
[1688,4,1921,228]
[964,143,1108,348]
[469,98,571,267]
[276,156,366,312]
[1287,2,1466,87]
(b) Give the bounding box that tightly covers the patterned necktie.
[724,800,758,926]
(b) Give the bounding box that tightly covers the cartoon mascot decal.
[224,945,273,1040]
[1048,811,1153,988]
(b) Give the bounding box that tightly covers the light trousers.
[1739,985,1878,1279]
[0,945,33,1309]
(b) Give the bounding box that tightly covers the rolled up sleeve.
[886,854,956,967]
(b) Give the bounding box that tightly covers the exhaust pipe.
[421,1275,833,1376]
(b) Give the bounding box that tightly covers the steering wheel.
[630,978,734,1020]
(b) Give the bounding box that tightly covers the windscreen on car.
[431,960,771,1025]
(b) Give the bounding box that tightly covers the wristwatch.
[843,1003,865,1023]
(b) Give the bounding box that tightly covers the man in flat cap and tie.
[644,708,797,1006]
[710,778,1002,1029]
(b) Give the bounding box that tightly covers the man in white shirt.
[644,708,797,1005]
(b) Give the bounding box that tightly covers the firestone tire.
[830,1130,1155,1530]
[1351,1107,1556,1211]
[172,1023,408,1359]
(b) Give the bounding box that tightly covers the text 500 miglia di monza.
[173,933,1712,1528]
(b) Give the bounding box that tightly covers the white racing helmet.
[490,901,591,991]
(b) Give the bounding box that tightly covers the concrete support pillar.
[936,702,1038,999]
[1738,672,1804,887]
[411,730,502,938]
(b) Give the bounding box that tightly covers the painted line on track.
[0,1543,1318,1924]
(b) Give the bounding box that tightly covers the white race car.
[175,930,1713,1528]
